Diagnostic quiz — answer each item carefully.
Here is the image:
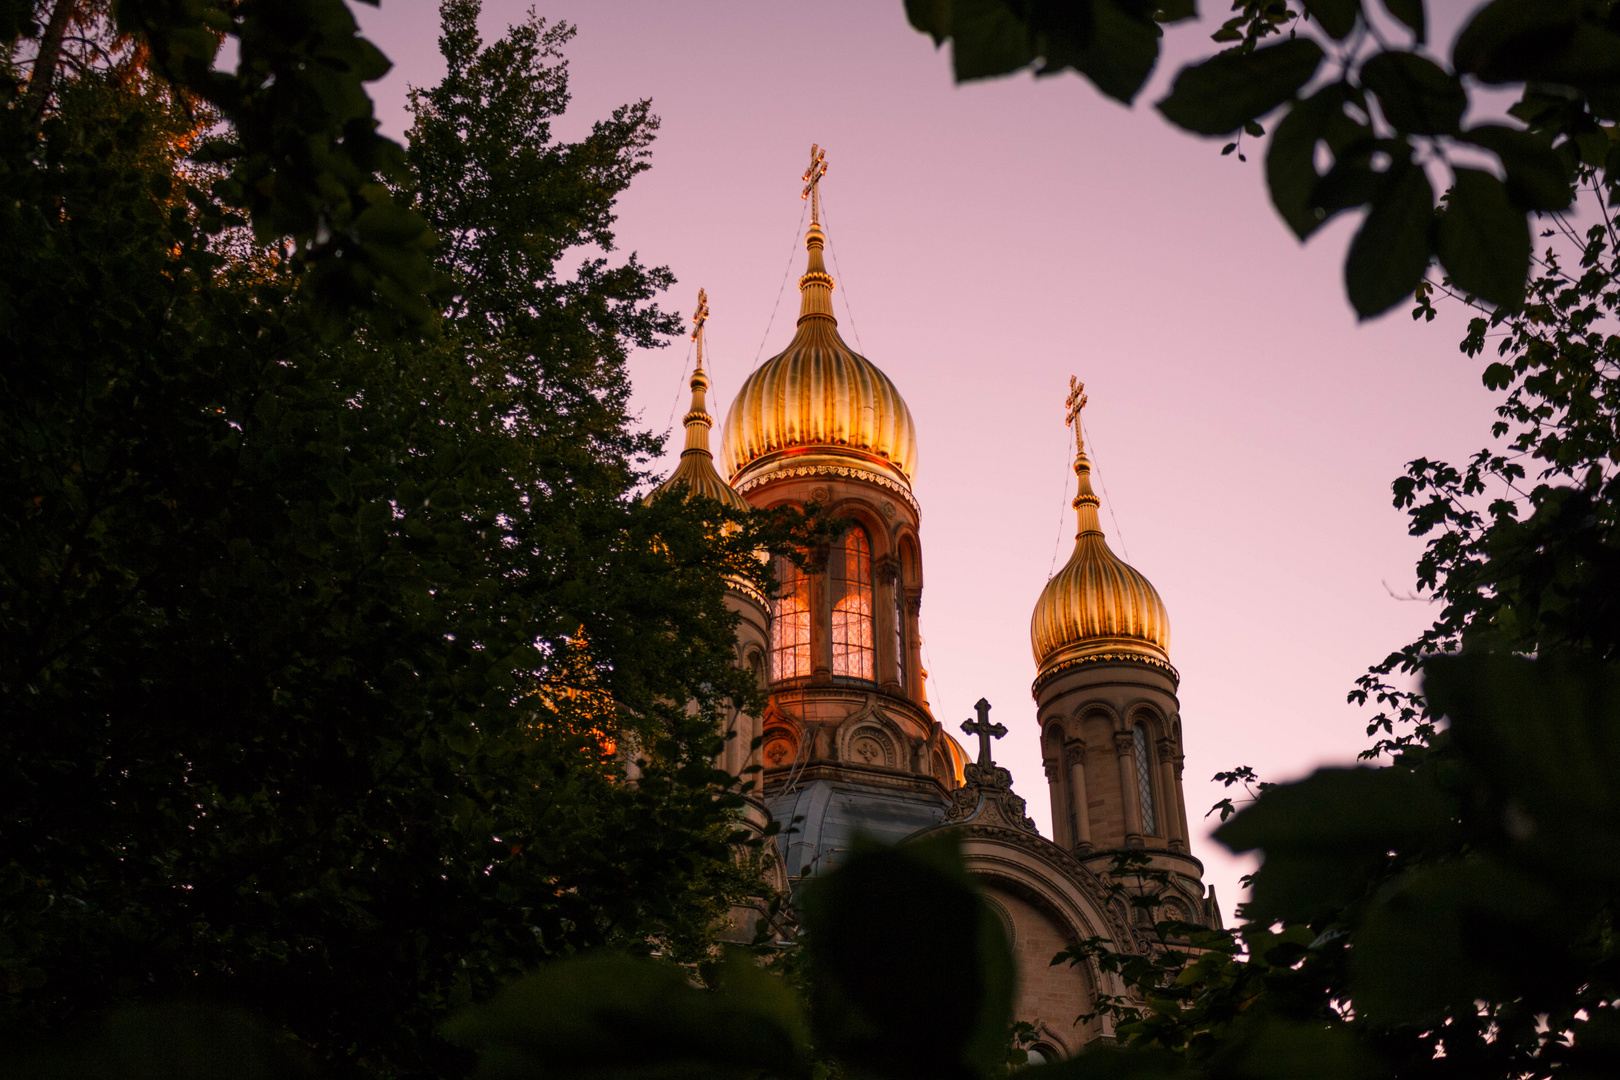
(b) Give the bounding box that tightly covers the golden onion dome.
[648,288,751,514]
[720,209,918,490]
[1031,381,1172,686]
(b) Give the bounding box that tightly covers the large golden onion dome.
[648,289,751,514]
[720,164,918,491]
[1031,381,1173,687]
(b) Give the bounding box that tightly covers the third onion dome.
[1030,380,1172,687]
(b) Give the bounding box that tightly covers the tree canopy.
[1,2,802,1075]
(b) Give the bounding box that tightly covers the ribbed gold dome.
[649,289,751,514]
[1031,385,1172,684]
[720,220,918,488]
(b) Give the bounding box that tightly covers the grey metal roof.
[769,779,948,880]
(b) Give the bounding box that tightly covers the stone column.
[809,549,831,685]
[875,555,900,693]
[1114,730,1144,847]
[1065,742,1092,851]
[1172,750,1192,851]
[1043,756,1070,848]
[905,594,923,704]
[1157,737,1184,851]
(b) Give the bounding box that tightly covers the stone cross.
[801,143,828,225]
[961,697,1006,768]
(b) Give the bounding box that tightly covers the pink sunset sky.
[353,0,1501,912]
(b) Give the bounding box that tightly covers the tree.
[1,3,799,1076]
[904,0,1620,318]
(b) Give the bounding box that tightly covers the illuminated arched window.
[1133,724,1158,835]
[893,552,907,690]
[771,555,810,680]
[830,526,874,680]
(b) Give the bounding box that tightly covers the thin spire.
[682,289,714,458]
[797,143,836,325]
[1064,376,1103,539]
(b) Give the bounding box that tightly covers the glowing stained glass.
[771,554,810,680]
[831,527,874,680]
[893,554,907,689]
[1134,724,1157,835]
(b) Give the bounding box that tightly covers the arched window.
[830,526,874,680]
[892,552,907,690]
[771,554,810,680]
[1133,724,1158,835]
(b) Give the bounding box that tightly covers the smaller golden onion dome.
[648,288,751,513]
[720,146,918,489]
[1031,380,1172,686]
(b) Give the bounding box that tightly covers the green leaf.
[948,0,1048,81]
[799,834,1014,1080]
[1436,167,1530,307]
[1217,765,1452,921]
[1453,0,1620,85]
[1225,1021,1384,1080]
[1266,82,1366,239]
[1022,1045,1192,1080]
[1424,654,1620,881]
[904,0,1164,104]
[1381,0,1425,43]
[444,953,810,1080]
[1302,0,1361,41]
[1459,124,1574,211]
[7,1004,316,1080]
[1360,50,1465,135]
[1155,0,1197,22]
[1346,160,1434,318]
[1062,0,1164,105]
[1350,857,1559,1025]
[1157,38,1325,135]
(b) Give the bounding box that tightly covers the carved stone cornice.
[737,462,921,515]
[1031,651,1180,699]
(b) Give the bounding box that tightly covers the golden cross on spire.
[691,288,709,371]
[801,143,828,225]
[1064,376,1087,429]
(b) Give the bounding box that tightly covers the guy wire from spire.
[1047,420,1074,580]
[752,197,810,369]
[663,336,696,438]
[1082,417,1132,563]
[816,192,866,355]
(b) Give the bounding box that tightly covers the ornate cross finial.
[1064,376,1087,430]
[1065,376,1088,455]
[691,288,709,371]
[801,143,828,225]
[961,697,1007,768]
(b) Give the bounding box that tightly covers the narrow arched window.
[893,553,907,690]
[1133,724,1158,835]
[770,554,810,680]
[830,526,874,680]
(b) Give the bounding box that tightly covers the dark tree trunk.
[20,0,79,126]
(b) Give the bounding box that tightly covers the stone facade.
[690,177,1220,1057]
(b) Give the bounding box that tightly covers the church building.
[649,147,1222,1058]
